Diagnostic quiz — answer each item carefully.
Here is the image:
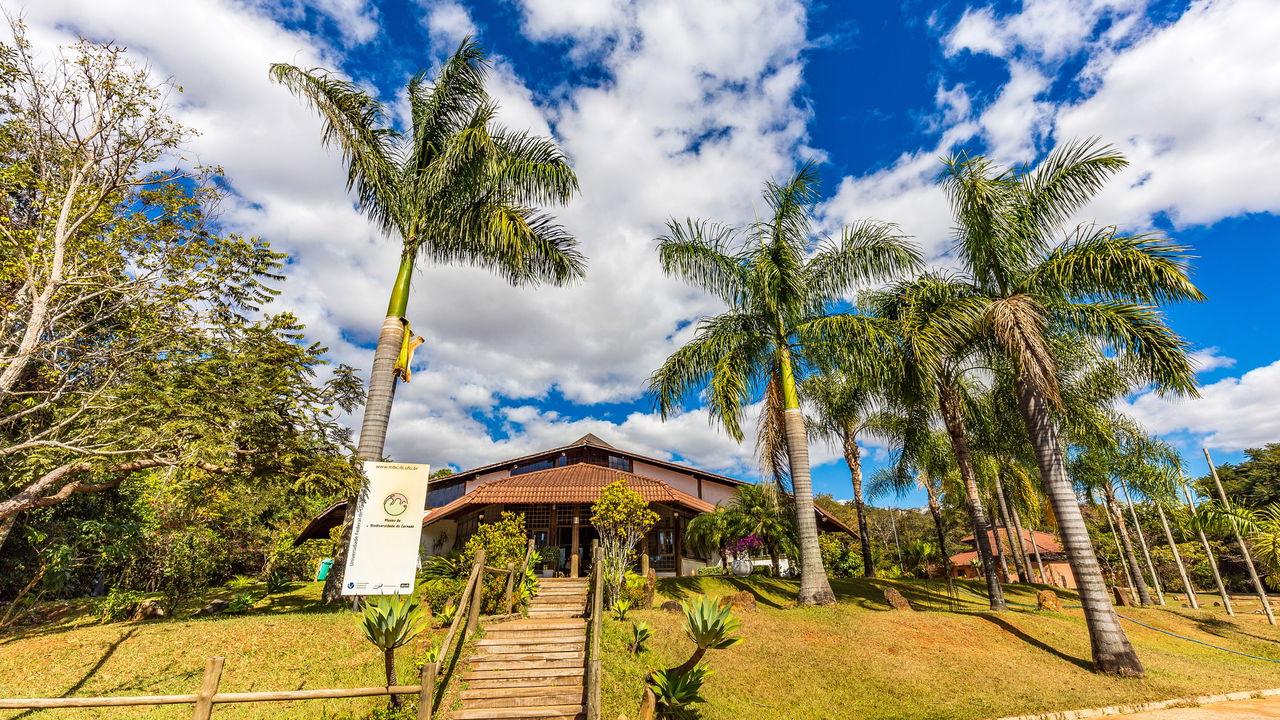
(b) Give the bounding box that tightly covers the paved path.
[1121,696,1280,718]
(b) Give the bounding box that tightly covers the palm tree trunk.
[322,253,414,603]
[385,648,400,707]
[1156,502,1199,608]
[1119,482,1164,605]
[1106,486,1153,606]
[938,381,1005,611]
[1006,490,1034,583]
[993,474,1027,582]
[844,435,874,578]
[1105,501,1140,604]
[1027,518,1048,584]
[1204,449,1276,625]
[1014,376,1141,675]
[1183,486,1233,615]
[778,353,834,605]
[924,480,953,580]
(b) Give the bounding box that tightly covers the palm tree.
[727,482,798,577]
[940,138,1205,675]
[686,506,735,570]
[1073,449,1156,605]
[648,165,921,604]
[803,371,886,577]
[271,40,585,601]
[863,276,1008,610]
[868,419,959,583]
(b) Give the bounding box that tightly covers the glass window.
[427,482,465,508]
[607,455,632,472]
[511,458,554,476]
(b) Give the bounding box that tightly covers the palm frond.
[807,219,921,299]
[657,219,744,305]
[1023,226,1205,305]
[1014,138,1127,245]
[1045,298,1197,396]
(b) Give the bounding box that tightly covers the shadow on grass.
[656,576,1022,612]
[1186,612,1280,646]
[971,613,1093,671]
[8,627,138,718]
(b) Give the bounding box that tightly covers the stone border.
[995,687,1280,720]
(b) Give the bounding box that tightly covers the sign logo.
[383,492,409,517]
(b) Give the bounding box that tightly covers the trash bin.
[316,558,334,581]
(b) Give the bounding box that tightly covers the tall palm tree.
[803,371,887,577]
[271,40,585,601]
[863,276,1008,610]
[940,138,1205,675]
[648,165,921,604]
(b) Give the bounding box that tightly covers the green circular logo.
[383,493,409,517]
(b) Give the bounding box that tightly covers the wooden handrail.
[422,547,485,720]
[586,539,603,720]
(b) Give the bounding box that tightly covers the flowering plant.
[729,534,763,559]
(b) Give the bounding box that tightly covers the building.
[297,434,856,576]
[948,528,1079,588]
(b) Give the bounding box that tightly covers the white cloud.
[1124,359,1280,452]
[260,0,380,45]
[1190,347,1236,373]
[21,0,820,477]
[947,0,1147,62]
[417,0,478,50]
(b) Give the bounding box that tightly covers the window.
[427,482,464,508]
[511,458,554,476]
[607,455,631,472]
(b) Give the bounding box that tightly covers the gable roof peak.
[571,433,613,448]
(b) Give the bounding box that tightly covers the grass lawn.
[6,578,1280,720]
[600,577,1280,720]
[0,581,448,719]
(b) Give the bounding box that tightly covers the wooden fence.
[0,542,540,719]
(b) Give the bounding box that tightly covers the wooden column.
[191,657,224,720]
[674,514,684,577]
[570,508,581,578]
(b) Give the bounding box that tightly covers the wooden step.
[466,675,582,690]
[465,661,586,676]
[491,619,585,630]
[462,684,585,701]
[470,651,584,663]
[479,630,584,642]
[469,658,583,671]
[452,704,583,719]
[476,642,584,655]
[466,692,584,709]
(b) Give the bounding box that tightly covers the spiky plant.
[356,594,428,707]
[649,663,712,719]
[631,620,653,653]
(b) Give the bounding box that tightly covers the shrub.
[620,572,646,607]
[419,577,465,613]
[538,545,561,568]
[696,566,726,577]
[463,512,528,570]
[611,598,632,620]
[156,527,226,615]
[818,532,864,578]
[224,591,258,615]
[419,552,469,581]
[93,587,145,623]
[592,480,659,607]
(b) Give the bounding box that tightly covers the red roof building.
[948,527,1078,588]
[298,434,854,577]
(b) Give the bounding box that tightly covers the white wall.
[420,519,458,558]
[631,461,738,506]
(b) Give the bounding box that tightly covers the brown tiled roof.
[424,464,717,522]
[960,528,1063,554]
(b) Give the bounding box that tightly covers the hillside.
[4,579,1280,719]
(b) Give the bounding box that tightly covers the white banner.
[341,461,430,596]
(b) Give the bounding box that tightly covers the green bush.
[696,566,726,577]
[418,577,465,614]
[818,532,864,578]
[463,512,528,570]
[93,587,145,622]
[620,572,646,607]
[224,591,258,615]
[156,527,227,615]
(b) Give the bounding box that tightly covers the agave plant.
[612,598,632,621]
[356,594,428,707]
[649,663,712,718]
[420,552,469,581]
[631,621,652,654]
[676,595,741,672]
[434,601,458,628]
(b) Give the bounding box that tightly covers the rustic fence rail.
[585,539,603,720]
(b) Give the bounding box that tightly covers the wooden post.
[639,551,649,577]
[1205,448,1275,624]
[466,548,485,637]
[674,515,684,576]
[570,510,581,578]
[416,660,436,720]
[191,657,224,720]
[1183,485,1234,615]
[503,562,516,614]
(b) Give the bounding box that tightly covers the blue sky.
[25,0,1280,507]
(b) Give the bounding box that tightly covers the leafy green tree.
[649,165,921,604]
[1195,445,1280,510]
[591,480,658,606]
[271,39,585,601]
[936,138,1204,675]
[0,27,361,561]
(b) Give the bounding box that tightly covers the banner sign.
[341,461,430,596]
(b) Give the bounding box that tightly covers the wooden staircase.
[453,577,589,720]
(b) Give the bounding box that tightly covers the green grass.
[7,578,1280,720]
[601,577,1280,720]
[0,582,449,719]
